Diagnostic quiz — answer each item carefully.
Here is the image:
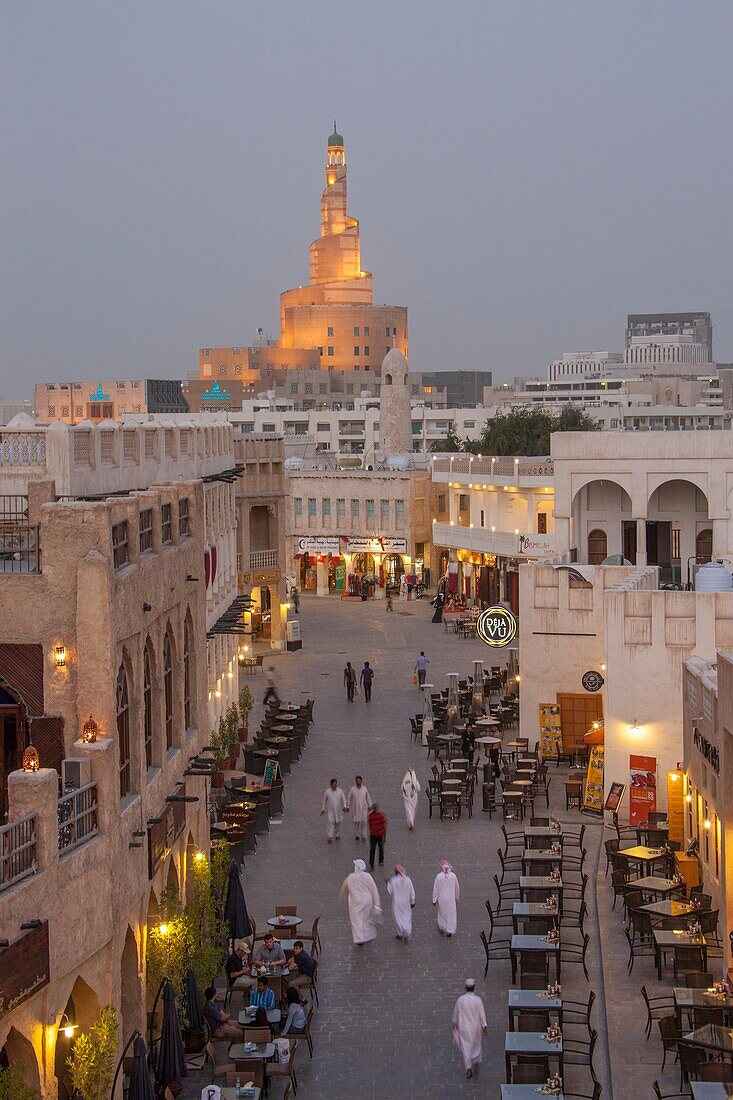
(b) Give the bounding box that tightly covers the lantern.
[81,714,98,743]
[22,745,40,772]
[54,645,67,668]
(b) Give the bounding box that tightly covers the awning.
[206,595,257,639]
[584,719,604,744]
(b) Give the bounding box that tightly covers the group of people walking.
[343,660,375,701]
[320,770,421,852]
[340,858,460,945]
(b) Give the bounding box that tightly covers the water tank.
[284,457,305,470]
[694,560,733,592]
[386,454,411,470]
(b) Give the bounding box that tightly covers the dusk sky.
[2,1,732,398]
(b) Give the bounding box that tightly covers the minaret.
[380,347,413,458]
[308,123,372,292]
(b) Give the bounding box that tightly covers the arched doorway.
[696,527,713,565]
[571,480,633,563]
[120,926,141,1044]
[0,684,25,823]
[54,977,101,1098]
[587,529,608,565]
[383,554,404,590]
[0,1027,40,1093]
[648,479,709,585]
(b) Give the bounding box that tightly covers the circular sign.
[581,670,604,693]
[477,606,517,649]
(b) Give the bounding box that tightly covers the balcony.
[432,455,554,487]
[57,783,99,854]
[250,549,278,570]
[432,521,555,560]
[0,523,41,573]
[0,814,37,894]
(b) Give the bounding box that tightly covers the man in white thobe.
[347,775,372,840]
[401,767,420,831]
[386,865,416,940]
[340,859,382,945]
[432,860,460,936]
[452,979,487,1078]
[320,778,348,842]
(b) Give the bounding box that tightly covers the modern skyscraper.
[278,124,408,373]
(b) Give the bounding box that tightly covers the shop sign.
[539,704,562,758]
[200,380,231,401]
[89,382,111,402]
[604,782,626,813]
[581,670,604,693]
[0,921,50,1020]
[343,536,408,554]
[629,755,657,826]
[518,534,555,557]
[297,536,340,554]
[583,745,605,815]
[692,727,720,774]
[477,606,517,648]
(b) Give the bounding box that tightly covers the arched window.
[163,630,174,750]
[117,663,131,797]
[143,644,153,768]
[696,528,713,565]
[183,617,192,731]
[587,528,608,565]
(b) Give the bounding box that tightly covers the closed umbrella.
[224,860,252,940]
[155,980,187,1091]
[184,967,204,1033]
[128,1035,155,1100]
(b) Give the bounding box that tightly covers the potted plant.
[210,719,228,788]
[67,1006,118,1100]
[238,684,254,742]
[0,1064,38,1100]
[224,707,240,769]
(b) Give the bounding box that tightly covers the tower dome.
[327,121,344,147]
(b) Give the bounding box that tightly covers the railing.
[0,814,37,893]
[58,783,99,854]
[432,455,554,478]
[0,432,47,467]
[250,549,278,569]
[0,523,41,573]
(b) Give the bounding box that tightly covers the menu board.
[582,745,604,815]
[539,704,562,759]
[604,782,626,814]
[263,758,279,787]
[629,754,657,826]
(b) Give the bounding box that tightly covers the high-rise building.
[626,312,712,361]
[278,124,408,373]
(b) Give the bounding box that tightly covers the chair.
[199,1041,235,1083]
[564,1085,602,1100]
[511,1061,550,1084]
[530,817,550,827]
[604,838,619,877]
[563,1028,598,1082]
[267,1038,299,1093]
[518,1011,551,1032]
[560,933,590,981]
[674,946,706,981]
[640,986,674,1039]
[276,906,297,916]
[652,1082,688,1100]
[299,915,321,957]
[518,952,549,987]
[480,930,511,977]
[501,824,524,852]
[497,848,522,880]
[243,1027,271,1042]
[426,782,442,819]
[611,870,628,911]
[300,958,319,1006]
[227,1062,265,1089]
[657,1015,681,1072]
[624,927,655,973]
[698,1062,733,1081]
[303,1005,316,1058]
[678,1041,708,1087]
[493,874,520,904]
[485,899,513,931]
[685,972,714,988]
[562,991,595,1030]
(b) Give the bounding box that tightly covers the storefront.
[437,534,555,614]
[294,535,412,597]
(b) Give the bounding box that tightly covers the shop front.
[294,535,414,597]
[437,533,555,614]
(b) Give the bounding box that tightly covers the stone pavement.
[183,594,623,1099]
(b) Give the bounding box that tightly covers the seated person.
[203,985,244,1042]
[225,941,254,990]
[252,933,286,968]
[281,987,306,1036]
[249,977,275,1011]
[284,940,315,992]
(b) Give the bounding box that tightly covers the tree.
[466,405,600,456]
[0,1063,38,1100]
[67,1006,118,1100]
[429,428,465,453]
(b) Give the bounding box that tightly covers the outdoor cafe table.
[505,1032,563,1079]
[653,930,708,981]
[674,987,733,1029]
[681,1025,733,1062]
[617,845,670,874]
[525,827,563,850]
[522,850,563,875]
[270,724,296,734]
[510,934,560,983]
[520,877,563,911]
[641,899,696,920]
[502,1089,563,1100]
[508,989,562,1029]
[635,876,685,899]
[221,1089,261,1100]
[436,733,462,755]
[512,903,558,934]
[230,1042,276,1068]
[266,914,302,930]
[691,1084,733,1099]
[238,1007,282,1026]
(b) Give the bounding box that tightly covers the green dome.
[327,121,344,147]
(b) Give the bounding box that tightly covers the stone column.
[7,768,60,872]
[636,517,647,566]
[316,560,328,597]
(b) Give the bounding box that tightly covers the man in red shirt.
[368,803,388,869]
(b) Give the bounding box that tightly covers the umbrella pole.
[148,978,167,1057]
[110,1027,140,1100]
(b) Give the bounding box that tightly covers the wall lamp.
[142,603,152,612]
[186,575,199,582]
[54,645,67,668]
[165,794,199,804]
[59,1013,78,1039]
[147,816,164,826]
[81,714,98,743]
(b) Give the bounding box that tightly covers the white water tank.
[694,560,733,592]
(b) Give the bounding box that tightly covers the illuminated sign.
[89,383,111,402]
[345,536,408,554]
[477,606,517,648]
[201,380,231,401]
[297,536,339,554]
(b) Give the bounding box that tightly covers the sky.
[2,1,732,398]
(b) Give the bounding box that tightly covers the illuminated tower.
[279,124,408,372]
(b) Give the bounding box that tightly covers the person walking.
[386,865,416,941]
[367,803,388,869]
[340,859,382,945]
[344,661,357,702]
[263,666,280,707]
[432,860,460,936]
[360,661,374,701]
[385,594,394,612]
[452,980,487,1079]
[414,651,430,688]
[401,767,420,831]
[347,775,372,840]
[321,778,348,842]
[290,586,300,614]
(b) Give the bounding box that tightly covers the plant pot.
[238,724,249,743]
[227,753,239,770]
[156,1083,182,1098]
[212,772,225,789]
[184,1026,206,1054]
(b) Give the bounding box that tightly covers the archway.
[696,527,713,565]
[587,529,608,565]
[383,554,404,591]
[54,977,101,1098]
[120,925,141,1045]
[0,1028,40,1092]
[647,479,709,584]
[571,480,633,563]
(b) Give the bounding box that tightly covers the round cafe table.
[271,724,295,733]
[266,914,303,929]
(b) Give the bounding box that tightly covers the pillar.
[316,560,328,597]
[636,518,647,566]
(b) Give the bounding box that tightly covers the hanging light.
[59,1013,78,1039]
[22,744,40,772]
[81,714,98,743]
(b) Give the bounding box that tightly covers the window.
[318,347,323,356]
[381,500,390,523]
[291,383,298,394]
[139,508,153,553]
[308,498,317,518]
[143,644,154,769]
[587,529,607,565]
[354,346,360,356]
[179,498,190,537]
[438,494,446,513]
[161,503,172,544]
[163,630,174,751]
[351,500,360,518]
[458,494,469,511]
[294,498,302,518]
[327,326,334,337]
[346,384,354,395]
[337,498,345,519]
[395,500,405,521]
[317,423,330,432]
[319,382,327,394]
[112,521,129,569]
[537,512,547,535]
[328,347,334,356]
[183,617,192,731]
[354,327,360,337]
[48,405,56,416]
[480,509,485,527]
[117,663,131,798]
[366,499,375,521]
[386,326,390,337]
[305,383,313,394]
[364,346,370,356]
[322,499,331,517]
[364,326,370,337]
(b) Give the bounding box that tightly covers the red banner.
[629,754,657,825]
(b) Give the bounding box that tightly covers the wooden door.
[557,693,603,755]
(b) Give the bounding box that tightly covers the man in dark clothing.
[203,986,244,1042]
[360,661,374,701]
[284,940,315,993]
[368,803,388,869]
[344,661,357,701]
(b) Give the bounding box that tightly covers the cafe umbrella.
[184,967,204,1033]
[154,980,187,1093]
[128,1034,155,1100]
[224,860,253,940]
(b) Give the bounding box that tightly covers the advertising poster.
[582,745,604,815]
[604,782,626,814]
[539,704,562,759]
[629,754,657,825]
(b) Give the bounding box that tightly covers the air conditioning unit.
[62,757,91,791]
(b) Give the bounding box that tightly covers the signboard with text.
[343,536,408,554]
[0,921,50,1020]
[539,704,562,759]
[477,606,517,648]
[629,754,657,826]
[583,745,605,815]
[297,536,340,554]
[518,534,555,558]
